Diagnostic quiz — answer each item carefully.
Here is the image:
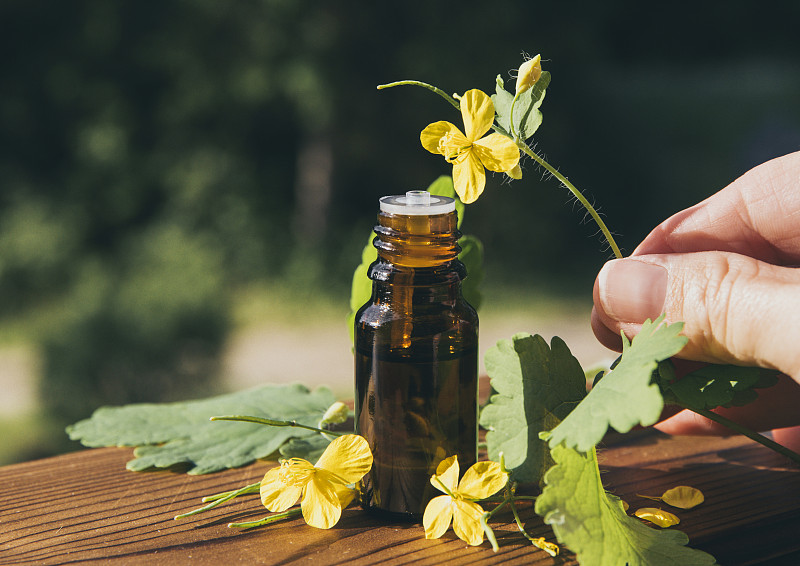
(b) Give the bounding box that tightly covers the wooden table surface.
[2,429,799,565]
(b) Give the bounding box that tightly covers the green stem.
[228,507,303,529]
[432,476,457,498]
[516,142,622,259]
[510,498,559,557]
[201,482,261,503]
[680,403,800,465]
[210,415,344,436]
[202,481,261,503]
[482,498,510,553]
[509,92,520,140]
[481,510,501,552]
[480,494,537,504]
[377,80,460,111]
[174,481,261,520]
[509,499,536,544]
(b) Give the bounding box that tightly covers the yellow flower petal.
[420,121,465,157]
[452,499,486,546]
[430,455,460,493]
[333,482,357,509]
[634,507,680,528]
[301,470,343,529]
[457,461,508,500]
[661,486,704,510]
[452,151,486,204]
[260,466,303,512]
[314,434,373,484]
[423,494,454,540]
[460,89,495,142]
[506,163,522,180]
[473,133,520,173]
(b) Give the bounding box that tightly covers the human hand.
[591,151,800,434]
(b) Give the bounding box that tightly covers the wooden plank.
[0,448,557,565]
[1,432,799,565]
[599,432,800,565]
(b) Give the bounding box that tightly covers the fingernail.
[598,259,667,323]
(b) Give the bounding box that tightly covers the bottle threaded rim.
[379,190,455,216]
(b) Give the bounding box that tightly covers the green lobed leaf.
[479,333,586,483]
[458,234,484,311]
[546,316,688,452]
[492,71,551,140]
[346,231,377,343]
[535,443,716,565]
[660,362,781,411]
[66,383,336,474]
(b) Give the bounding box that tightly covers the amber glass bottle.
[354,190,478,521]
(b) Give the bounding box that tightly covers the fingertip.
[595,258,668,325]
[590,306,623,352]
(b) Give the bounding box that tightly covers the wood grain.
[1,431,799,565]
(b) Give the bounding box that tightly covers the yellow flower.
[515,54,542,94]
[420,89,519,204]
[260,434,372,529]
[423,455,509,546]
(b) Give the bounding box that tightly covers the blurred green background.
[1,1,799,464]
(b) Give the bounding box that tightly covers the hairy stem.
[377,80,459,111]
[210,415,344,436]
[680,403,800,465]
[516,142,622,259]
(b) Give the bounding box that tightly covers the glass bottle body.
[354,205,478,520]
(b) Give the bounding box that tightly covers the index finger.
[634,151,800,265]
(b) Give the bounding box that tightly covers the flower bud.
[515,54,542,95]
[319,401,349,425]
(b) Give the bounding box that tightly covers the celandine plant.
[68,52,800,566]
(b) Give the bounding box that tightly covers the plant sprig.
[478,455,558,556]
[209,415,346,437]
[377,78,622,259]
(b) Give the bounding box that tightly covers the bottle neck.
[368,209,466,291]
[372,211,461,268]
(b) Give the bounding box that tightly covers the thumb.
[593,252,800,381]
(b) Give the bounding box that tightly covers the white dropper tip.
[379,190,455,215]
[405,190,431,206]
